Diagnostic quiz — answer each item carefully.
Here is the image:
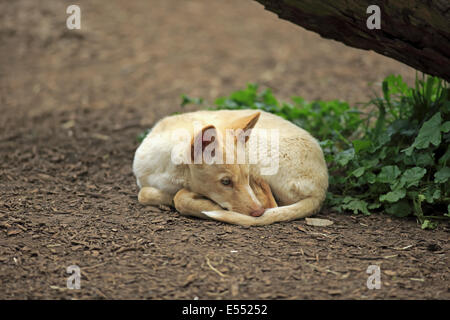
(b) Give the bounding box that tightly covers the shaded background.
[1,0,416,126]
[0,0,447,299]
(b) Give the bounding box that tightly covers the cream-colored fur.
[132,110,328,226]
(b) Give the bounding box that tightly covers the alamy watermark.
[65,4,380,31]
[66,5,81,30]
[169,122,280,176]
[366,265,381,290]
[66,265,81,289]
[367,5,381,30]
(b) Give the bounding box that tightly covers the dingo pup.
[133,110,328,226]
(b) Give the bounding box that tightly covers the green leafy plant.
[176,74,450,228]
[330,75,449,229]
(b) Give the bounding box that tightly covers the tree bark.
[254,0,450,82]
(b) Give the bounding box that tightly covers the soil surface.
[0,0,448,299]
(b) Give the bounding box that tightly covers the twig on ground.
[206,256,227,278]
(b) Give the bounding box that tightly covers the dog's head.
[187,112,265,217]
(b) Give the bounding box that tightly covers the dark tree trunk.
[254,0,450,82]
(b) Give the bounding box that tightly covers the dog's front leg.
[173,188,223,220]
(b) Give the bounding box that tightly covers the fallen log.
[254,0,450,81]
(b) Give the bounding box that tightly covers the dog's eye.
[220,178,232,186]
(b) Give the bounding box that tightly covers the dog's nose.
[250,208,265,217]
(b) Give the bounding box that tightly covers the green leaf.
[352,167,365,177]
[400,167,427,188]
[380,189,406,202]
[366,172,377,184]
[421,219,437,230]
[403,112,442,156]
[335,148,355,166]
[180,94,203,107]
[423,187,441,204]
[401,152,434,167]
[352,140,371,153]
[385,200,412,217]
[368,202,381,210]
[377,165,401,183]
[441,121,450,133]
[361,158,379,168]
[341,199,371,215]
[383,75,409,96]
[415,153,435,167]
[434,167,450,183]
[372,132,390,152]
[137,128,151,143]
[261,89,279,107]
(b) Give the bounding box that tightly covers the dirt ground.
[0,0,448,300]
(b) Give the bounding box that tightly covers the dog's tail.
[202,196,323,227]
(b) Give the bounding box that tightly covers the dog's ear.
[229,112,260,143]
[233,112,260,131]
[191,125,217,163]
